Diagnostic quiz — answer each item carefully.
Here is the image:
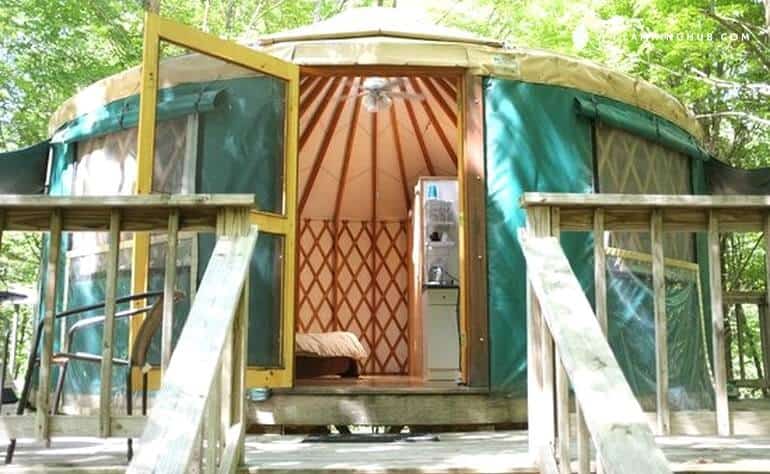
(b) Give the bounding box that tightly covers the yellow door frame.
[133,12,299,388]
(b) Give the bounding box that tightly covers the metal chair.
[4,290,183,464]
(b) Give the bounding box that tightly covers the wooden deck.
[3,431,770,473]
[249,376,525,427]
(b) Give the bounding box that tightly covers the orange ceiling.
[297,74,459,222]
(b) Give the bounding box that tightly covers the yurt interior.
[294,68,463,388]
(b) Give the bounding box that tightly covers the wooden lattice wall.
[297,219,409,374]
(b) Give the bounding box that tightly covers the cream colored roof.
[257,7,502,47]
[49,7,703,140]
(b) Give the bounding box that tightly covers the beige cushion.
[296,332,368,360]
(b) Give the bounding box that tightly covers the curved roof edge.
[48,22,703,141]
[256,7,502,48]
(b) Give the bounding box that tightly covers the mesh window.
[595,123,693,261]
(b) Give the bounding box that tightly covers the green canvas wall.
[43,75,286,396]
[485,78,713,409]
[484,79,594,395]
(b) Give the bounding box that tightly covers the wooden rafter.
[421,77,457,125]
[299,77,344,151]
[436,77,458,102]
[300,76,330,118]
[389,103,411,212]
[333,78,363,222]
[300,75,315,91]
[298,77,354,215]
[398,79,436,175]
[409,77,457,167]
[301,65,466,77]
[371,111,378,223]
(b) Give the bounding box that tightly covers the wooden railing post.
[526,205,553,462]
[216,207,250,472]
[551,209,571,474]
[763,214,770,394]
[161,209,180,374]
[205,365,221,474]
[99,209,121,437]
[36,209,62,441]
[708,210,730,435]
[651,209,670,435]
[759,302,770,394]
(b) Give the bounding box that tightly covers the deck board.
[3,431,770,473]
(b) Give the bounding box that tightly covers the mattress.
[295,331,368,360]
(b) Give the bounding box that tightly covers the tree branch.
[690,68,770,97]
[694,111,770,127]
[702,8,770,70]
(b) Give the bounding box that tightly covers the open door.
[134,13,299,388]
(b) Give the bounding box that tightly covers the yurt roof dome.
[49,7,703,140]
[256,7,502,47]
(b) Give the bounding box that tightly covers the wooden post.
[735,304,746,381]
[526,206,552,461]
[763,214,770,393]
[709,211,730,436]
[556,354,570,474]
[36,209,62,441]
[162,209,180,374]
[593,209,607,333]
[588,207,607,472]
[232,285,248,466]
[216,208,249,458]
[99,209,121,437]
[462,73,489,387]
[759,303,770,393]
[576,408,590,474]
[725,304,734,382]
[205,369,221,474]
[551,209,570,474]
[0,209,5,251]
[651,209,670,435]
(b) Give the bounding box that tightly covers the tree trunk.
[764,0,770,31]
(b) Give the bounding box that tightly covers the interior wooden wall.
[297,219,409,374]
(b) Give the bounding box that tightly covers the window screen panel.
[595,123,693,261]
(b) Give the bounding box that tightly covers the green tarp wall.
[485,78,714,408]
[485,79,594,395]
[0,141,49,194]
[43,75,286,396]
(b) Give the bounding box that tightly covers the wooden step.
[246,382,526,427]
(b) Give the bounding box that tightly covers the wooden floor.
[3,431,770,473]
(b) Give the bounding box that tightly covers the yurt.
[1,6,720,423]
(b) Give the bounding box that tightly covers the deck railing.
[724,291,770,393]
[519,192,770,473]
[519,226,671,474]
[521,192,770,443]
[0,194,257,473]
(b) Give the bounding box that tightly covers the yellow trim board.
[155,14,296,82]
[605,247,699,272]
[133,12,300,390]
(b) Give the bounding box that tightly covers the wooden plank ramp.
[3,432,770,473]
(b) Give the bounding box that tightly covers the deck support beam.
[709,211,730,436]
